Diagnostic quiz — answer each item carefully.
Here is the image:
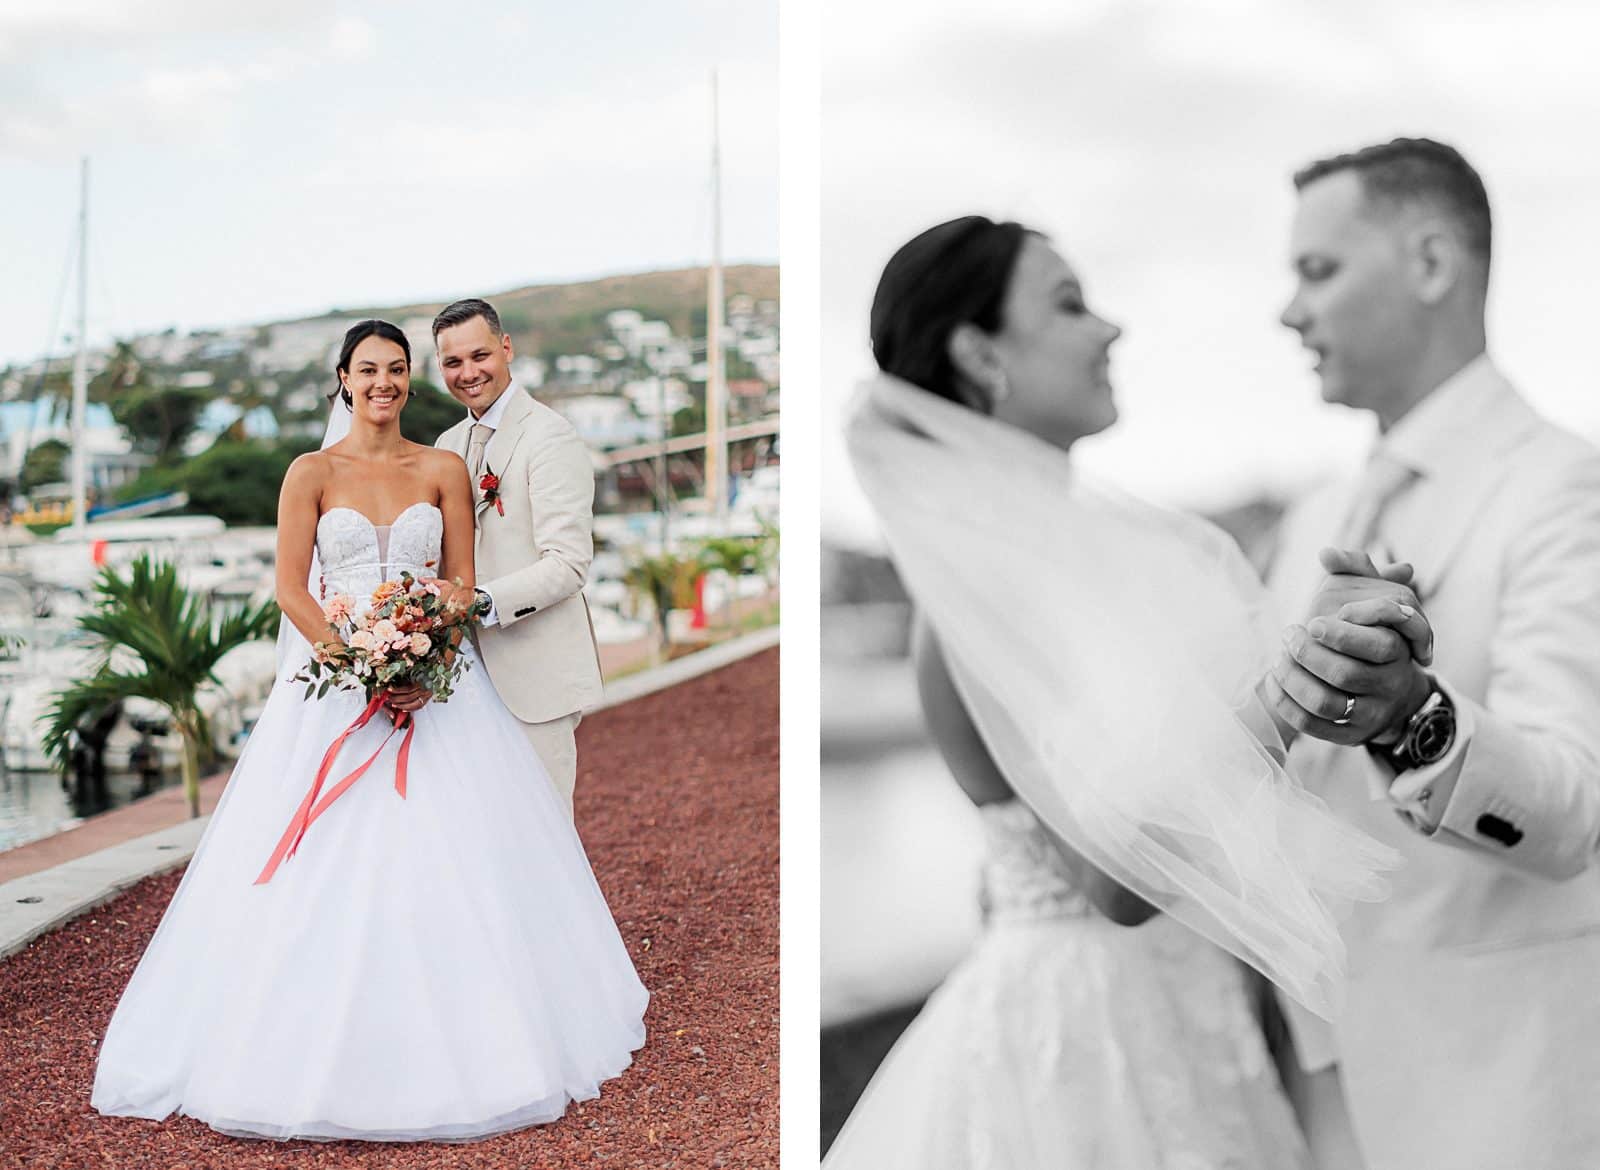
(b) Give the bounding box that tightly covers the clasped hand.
[1262,548,1436,747]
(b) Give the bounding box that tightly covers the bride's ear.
[947,324,1005,410]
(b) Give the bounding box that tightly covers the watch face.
[1410,706,1456,765]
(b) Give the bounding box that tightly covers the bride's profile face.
[342,336,410,426]
[988,238,1121,447]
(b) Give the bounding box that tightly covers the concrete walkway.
[0,625,779,959]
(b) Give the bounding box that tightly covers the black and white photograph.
[821,3,1600,1169]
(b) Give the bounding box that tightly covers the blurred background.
[0,1,778,855]
[820,0,1600,1148]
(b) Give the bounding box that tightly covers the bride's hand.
[1311,547,1432,665]
[386,683,432,715]
[425,578,477,613]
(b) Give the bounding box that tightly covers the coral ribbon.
[254,693,415,885]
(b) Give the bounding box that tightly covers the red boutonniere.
[479,467,505,516]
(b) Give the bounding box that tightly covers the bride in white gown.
[91,320,647,1142]
[828,217,1409,1168]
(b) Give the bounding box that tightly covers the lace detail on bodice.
[978,800,1095,924]
[316,502,443,600]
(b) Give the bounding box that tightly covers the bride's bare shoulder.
[418,444,472,496]
[419,444,470,478]
[283,449,334,490]
[420,442,467,469]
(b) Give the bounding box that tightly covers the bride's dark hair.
[869,216,1032,412]
[333,319,412,409]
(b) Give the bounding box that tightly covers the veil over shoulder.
[273,394,352,678]
[845,374,1401,1020]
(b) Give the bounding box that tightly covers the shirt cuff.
[1375,676,1474,831]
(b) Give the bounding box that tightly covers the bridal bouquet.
[257,574,486,886]
[293,572,484,705]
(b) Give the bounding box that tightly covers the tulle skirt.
[91,648,648,1142]
[825,915,1309,1170]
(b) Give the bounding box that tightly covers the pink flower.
[409,633,431,656]
[348,629,376,651]
[322,593,355,624]
[371,618,398,643]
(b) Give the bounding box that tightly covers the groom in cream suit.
[1263,139,1600,1170]
[426,298,602,819]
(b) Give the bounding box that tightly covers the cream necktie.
[1335,449,1418,559]
[467,422,493,483]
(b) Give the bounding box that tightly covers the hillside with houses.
[0,265,779,527]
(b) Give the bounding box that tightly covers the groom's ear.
[1409,220,1462,306]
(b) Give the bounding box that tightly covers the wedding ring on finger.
[1332,695,1357,726]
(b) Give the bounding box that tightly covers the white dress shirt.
[466,381,521,627]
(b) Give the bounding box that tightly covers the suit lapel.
[1387,382,1542,602]
[473,389,534,526]
[482,390,532,486]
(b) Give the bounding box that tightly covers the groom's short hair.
[432,298,503,340]
[1294,138,1492,268]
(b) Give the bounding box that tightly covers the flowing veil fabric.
[273,395,352,679]
[846,375,1401,1019]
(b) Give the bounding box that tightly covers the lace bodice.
[978,800,1095,924]
[317,502,443,600]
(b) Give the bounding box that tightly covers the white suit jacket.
[437,386,603,724]
[1268,357,1600,1170]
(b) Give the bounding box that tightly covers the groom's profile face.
[1281,170,1422,416]
[437,315,515,417]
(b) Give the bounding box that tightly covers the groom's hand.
[1267,616,1432,746]
[1264,547,1435,746]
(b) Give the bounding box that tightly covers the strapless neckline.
[319,501,441,531]
[315,503,444,601]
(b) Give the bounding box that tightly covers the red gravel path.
[0,648,779,1170]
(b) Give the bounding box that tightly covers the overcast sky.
[0,0,777,368]
[823,0,1600,546]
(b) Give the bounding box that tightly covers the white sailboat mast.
[70,157,89,536]
[706,69,728,527]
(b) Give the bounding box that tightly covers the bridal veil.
[846,374,1400,1019]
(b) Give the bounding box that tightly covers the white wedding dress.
[91,502,648,1142]
[824,799,1311,1170]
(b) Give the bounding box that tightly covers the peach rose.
[321,593,355,624]
[348,629,376,651]
[409,633,431,656]
[371,618,398,643]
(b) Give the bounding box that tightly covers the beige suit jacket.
[437,387,603,724]
[1268,358,1600,1170]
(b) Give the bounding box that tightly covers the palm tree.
[41,554,280,818]
[695,535,770,628]
[624,551,704,651]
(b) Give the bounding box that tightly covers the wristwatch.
[473,588,493,617]
[1369,681,1456,772]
